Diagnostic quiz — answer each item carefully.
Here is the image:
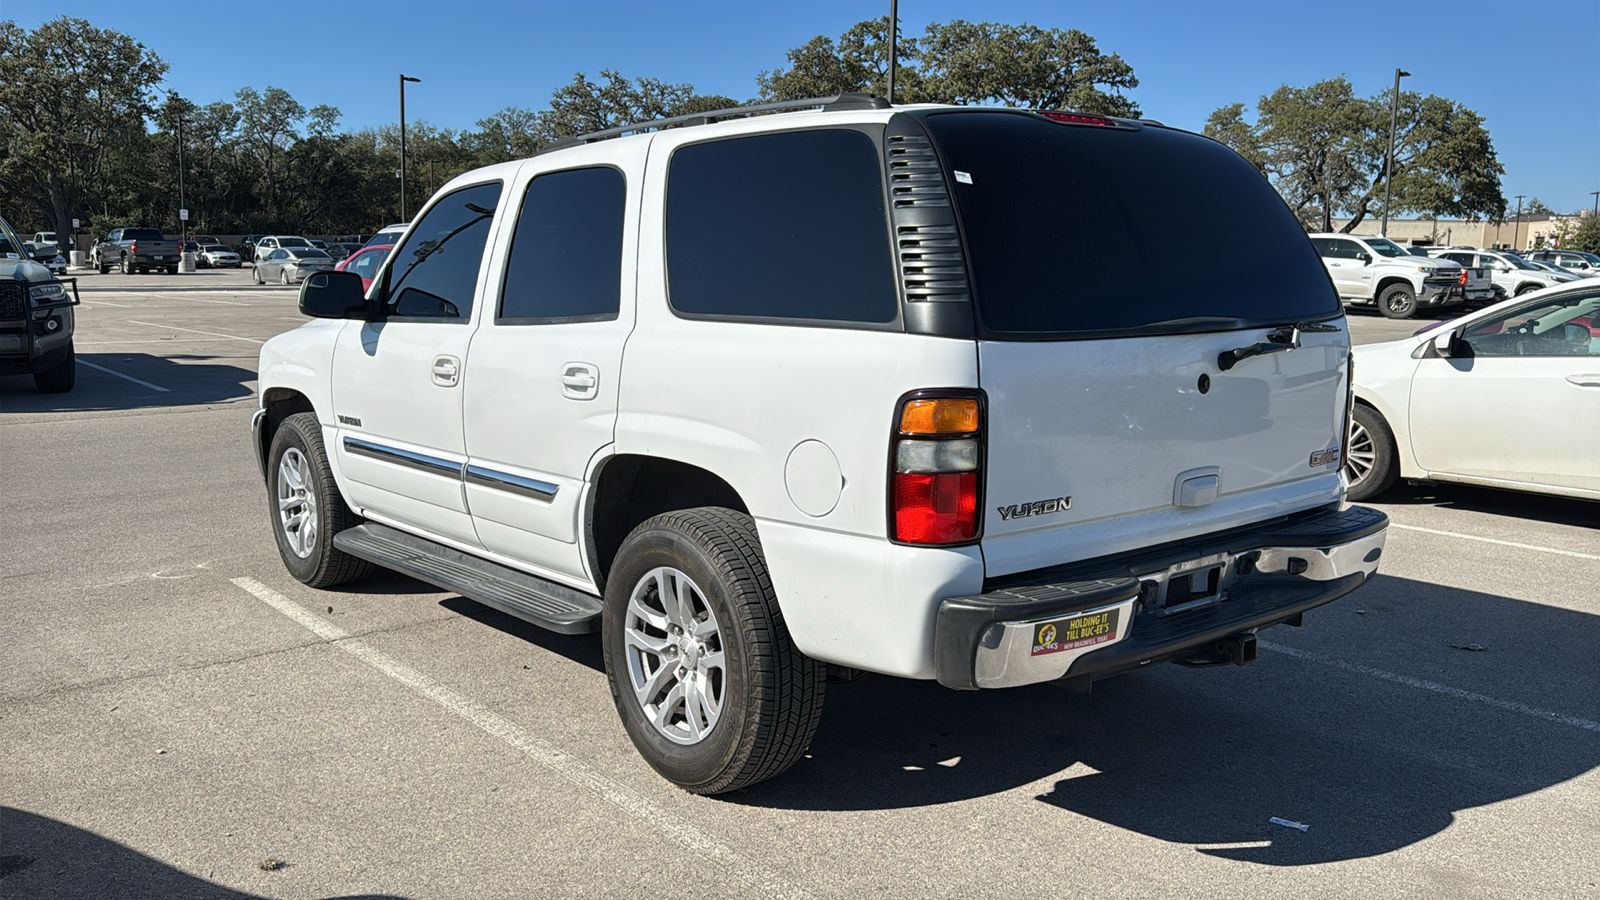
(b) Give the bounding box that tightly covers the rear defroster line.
[229,576,815,900]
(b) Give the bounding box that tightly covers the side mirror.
[1431,331,1453,357]
[299,270,376,320]
[1358,252,1372,265]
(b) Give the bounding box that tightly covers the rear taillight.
[129,241,138,253]
[889,392,984,545]
[1458,270,1468,286]
[1340,351,1355,485]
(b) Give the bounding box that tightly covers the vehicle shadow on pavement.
[731,574,1600,866]
[0,353,255,413]
[439,596,607,672]
[1378,482,1599,530]
[0,807,408,900]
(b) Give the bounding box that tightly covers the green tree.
[1205,77,1504,232]
[0,17,167,242]
[1566,215,1600,255]
[918,20,1137,115]
[234,86,306,220]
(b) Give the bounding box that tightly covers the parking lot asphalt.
[3,268,1596,899]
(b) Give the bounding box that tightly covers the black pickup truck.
[93,227,182,275]
[1,214,78,392]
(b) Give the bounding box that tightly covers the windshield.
[277,237,310,248]
[1364,237,1409,258]
[1499,254,1538,270]
[0,216,22,256]
[922,112,1338,336]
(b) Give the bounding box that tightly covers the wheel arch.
[1375,275,1417,298]
[258,387,317,477]
[586,454,750,592]
[1351,393,1419,479]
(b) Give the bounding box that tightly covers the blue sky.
[16,1,1599,213]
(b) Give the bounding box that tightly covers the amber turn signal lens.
[900,398,980,434]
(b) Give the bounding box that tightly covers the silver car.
[196,243,241,268]
[253,247,335,285]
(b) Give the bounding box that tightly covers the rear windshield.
[922,112,1339,337]
[123,228,165,241]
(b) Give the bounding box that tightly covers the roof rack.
[538,92,891,154]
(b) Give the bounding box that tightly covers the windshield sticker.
[953,170,973,185]
[4,253,17,259]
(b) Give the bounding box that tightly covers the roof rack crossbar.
[538,92,890,154]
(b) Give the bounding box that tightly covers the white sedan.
[1346,281,1600,502]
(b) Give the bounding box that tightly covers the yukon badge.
[998,496,1072,521]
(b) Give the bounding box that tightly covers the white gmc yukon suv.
[252,95,1389,793]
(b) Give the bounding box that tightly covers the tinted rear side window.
[922,113,1339,336]
[666,129,898,324]
[499,167,626,323]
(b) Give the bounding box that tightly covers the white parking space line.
[80,299,131,308]
[1259,640,1600,734]
[230,576,812,900]
[76,339,218,345]
[127,320,265,344]
[76,359,170,392]
[1390,523,1600,562]
[157,294,248,306]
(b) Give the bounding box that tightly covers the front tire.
[32,341,75,394]
[1345,404,1399,501]
[266,412,372,588]
[1378,284,1417,319]
[252,266,263,285]
[602,508,825,795]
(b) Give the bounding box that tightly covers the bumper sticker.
[1031,608,1121,656]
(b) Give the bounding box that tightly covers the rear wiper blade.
[1217,322,1335,371]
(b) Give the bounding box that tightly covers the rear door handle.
[561,362,599,400]
[1567,374,1600,388]
[432,355,460,387]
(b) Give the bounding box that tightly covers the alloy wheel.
[1344,417,1376,491]
[276,447,318,559]
[624,566,726,745]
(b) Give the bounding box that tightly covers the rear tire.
[266,412,372,588]
[165,266,177,275]
[120,256,133,275]
[1378,284,1417,319]
[1345,404,1399,501]
[280,269,291,286]
[32,341,75,394]
[602,507,825,795]
[1515,283,1541,296]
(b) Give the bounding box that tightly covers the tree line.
[4,14,1547,250]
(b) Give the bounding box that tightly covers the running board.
[332,523,602,634]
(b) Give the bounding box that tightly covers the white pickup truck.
[1309,233,1468,318]
[253,97,1389,793]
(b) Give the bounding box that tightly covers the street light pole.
[1591,190,1599,217]
[176,101,186,246]
[1380,68,1410,238]
[886,0,897,104]
[1512,195,1524,250]
[400,74,421,222]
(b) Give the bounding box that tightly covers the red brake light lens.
[894,472,979,543]
[1458,270,1468,286]
[1038,111,1116,127]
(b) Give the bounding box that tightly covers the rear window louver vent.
[886,130,971,306]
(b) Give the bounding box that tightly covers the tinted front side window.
[499,167,626,323]
[667,129,897,324]
[923,112,1339,336]
[387,181,501,320]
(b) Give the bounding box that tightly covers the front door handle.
[432,355,460,387]
[1567,374,1600,388]
[561,362,599,400]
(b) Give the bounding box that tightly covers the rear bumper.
[933,505,1388,689]
[1419,282,1466,306]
